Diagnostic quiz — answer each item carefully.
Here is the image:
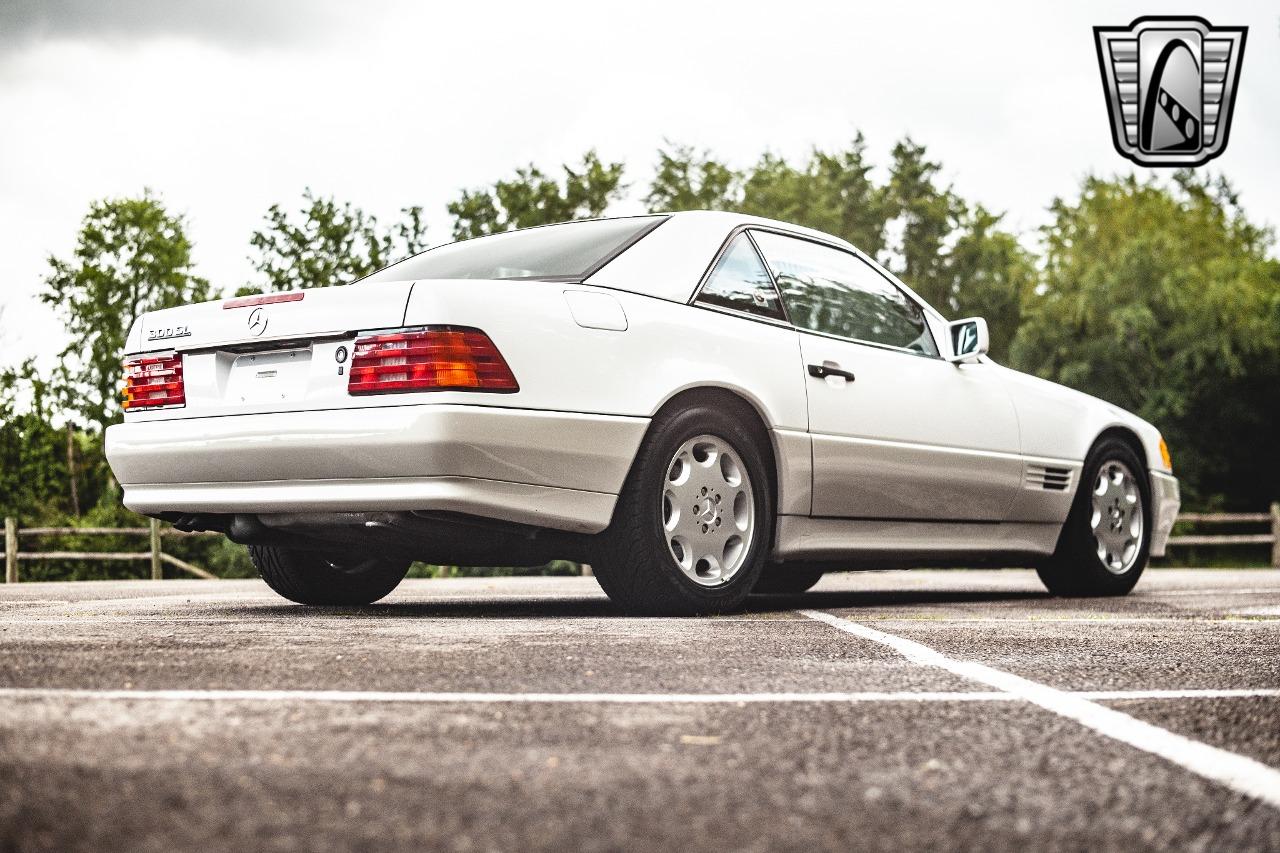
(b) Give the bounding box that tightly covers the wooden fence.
[2,503,1277,582]
[2,517,220,583]
[1165,503,1280,567]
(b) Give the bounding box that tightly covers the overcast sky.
[2,0,1276,368]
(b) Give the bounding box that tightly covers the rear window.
[361,216,666,284]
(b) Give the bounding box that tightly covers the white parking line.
[1080,688,1280,700]
[799,609,1280,809]
[0,687,1276,705]
[0,688,1009,704]
[832,617,1280,625]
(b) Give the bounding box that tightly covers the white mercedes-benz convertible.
[106,211,1180,614]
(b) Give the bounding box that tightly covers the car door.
[750,230,1023,522]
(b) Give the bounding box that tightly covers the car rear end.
[105,218,668,543]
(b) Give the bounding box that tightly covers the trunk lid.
[127,281,415,420]
[138,281,414,352]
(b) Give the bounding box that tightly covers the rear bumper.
[1149,470,1180,558]
[120,476,618,534]
[105,404,649,533]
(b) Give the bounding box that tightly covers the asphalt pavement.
[1,568,1279,852]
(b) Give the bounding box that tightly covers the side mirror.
[946,317,989,363]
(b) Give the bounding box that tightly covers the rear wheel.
[753,562,825,594]
[593,402,773,615]
[1037,437,1151,597]
[249,545,410,605]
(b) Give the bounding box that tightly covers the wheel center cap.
[694,492,721,530]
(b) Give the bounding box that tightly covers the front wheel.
[249,545,410,605]
[593,402,774,615]
[1037,437,1151,597]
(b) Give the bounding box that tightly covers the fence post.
[149,518,162,581]
[1271,503,1280,570]
[4,517,16,583]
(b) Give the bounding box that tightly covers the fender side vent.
[1026,465,1072,491]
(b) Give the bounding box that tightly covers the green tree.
[878,140,1035,358]
[644,142,738,212]
[41,192,212,435]
[644,136,889,253]
[740,136,890,256]
[1011,172,1280,506]
[880,138,966,309]
[0,361,72,522]
[643,136,1031,351]
[248,189,427,293]
[929,206,1036,360]
[448,150,626,239]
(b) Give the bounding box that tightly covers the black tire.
[249,545,410,605]
[753,562,825,594]
[1037,437,1151,597]
[592,401,774,615]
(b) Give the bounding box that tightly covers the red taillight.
[122,353,185,410]
[348,327,518,395]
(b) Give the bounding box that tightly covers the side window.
[751,231,938,356]
[696,233,786,321]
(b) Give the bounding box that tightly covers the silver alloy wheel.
[1090,460,1144,574]
[661,434,755,586]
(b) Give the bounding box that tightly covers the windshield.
[361,216,666,283]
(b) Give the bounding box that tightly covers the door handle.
[807,362,856,382]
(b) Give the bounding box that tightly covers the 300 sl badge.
[146,325,190,341]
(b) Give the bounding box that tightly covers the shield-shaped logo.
[1094,16,1247,167]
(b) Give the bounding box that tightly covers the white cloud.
[2,0,1277,368]
[0,0,353,50]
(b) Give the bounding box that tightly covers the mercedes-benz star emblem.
[247,307,268,337]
